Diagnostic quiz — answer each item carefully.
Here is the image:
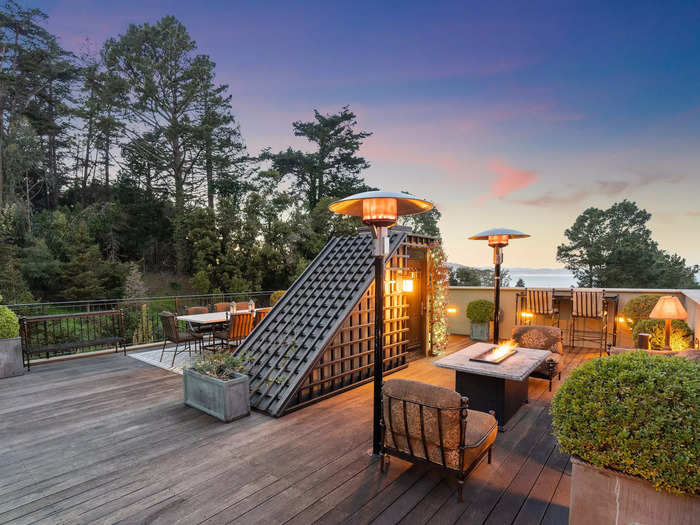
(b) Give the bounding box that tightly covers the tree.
[124,262,147,298]
[557,200,698,288]
[103,16,230,272]
[264,106,372,211]
[516,278,525,288]
[450,267,481,286]
[399,205,441,238]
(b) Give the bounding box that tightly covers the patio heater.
[468,228,530,344]
[329,190,433,455]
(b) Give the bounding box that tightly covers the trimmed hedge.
[466,299,494,323]
[551,352,699,495]
[632,318,692,351]
[0,294,19,339]
[621,294,662,329]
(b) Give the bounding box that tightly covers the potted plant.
[551,352,699,524]
[184,352,251,422]
[0,295,23,379]
[466,299,494,341]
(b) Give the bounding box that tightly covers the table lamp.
[649,296,688,350]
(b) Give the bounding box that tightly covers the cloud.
[512,174,686,208]
[477,160,539,204]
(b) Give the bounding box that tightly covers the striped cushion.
[572,290,604,318]
[526,289,553,315]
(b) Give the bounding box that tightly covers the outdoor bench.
[19,310,126,370]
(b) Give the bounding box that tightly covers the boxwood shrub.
[620,294,662,329]
[551,352,699,495]
[0,294,19,339]
[466,299,494,323]
[632,318,692,351]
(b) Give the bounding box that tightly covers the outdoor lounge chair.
[380,379,498,502]
[512,325,563,391]
[213,311,255,349]
[159,312,203,366]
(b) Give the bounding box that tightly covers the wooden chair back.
[227,312,255,343]
[254,307,272,326]
[213,302,230,312]
[235,301,251,311]
[185,306,209,315]
[160,312,179,343]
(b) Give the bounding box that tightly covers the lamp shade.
[649,296,688,320]
[329,191,433,227]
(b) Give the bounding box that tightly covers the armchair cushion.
[512,325,563,355]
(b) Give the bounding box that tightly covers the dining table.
[177,310,255,349]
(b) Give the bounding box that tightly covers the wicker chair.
[159,312,203,366]
[511,325,563,391]
[214,312,255,348]
[213,302,231,313]
[253,307,272,327]
[185,306,208,315]
[381,379,498,502]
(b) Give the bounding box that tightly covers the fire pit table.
[434,342,551,427]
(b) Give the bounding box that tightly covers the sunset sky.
[33,0,700,268]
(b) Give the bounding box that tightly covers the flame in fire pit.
[492,340,517,360]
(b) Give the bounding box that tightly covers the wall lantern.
[469,228,530,344]
[447,307,457,314]
[329,190,433,455]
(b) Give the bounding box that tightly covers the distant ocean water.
[507,271,576,288]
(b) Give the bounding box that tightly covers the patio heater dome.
[469,228,530,247]
[329,190,433,228]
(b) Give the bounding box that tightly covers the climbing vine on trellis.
[428,241,449,355]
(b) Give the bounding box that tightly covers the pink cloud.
[477,160,539,204]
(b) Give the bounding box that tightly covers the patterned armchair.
[511,325,563,391]
[381,379,498,502]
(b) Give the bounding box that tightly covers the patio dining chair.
[569,289,607,353]
[213,302,231,312]
[380,379,498,502]
[512,325,563,391]
[159,312,203,366]
[185,306,209,315]
[235,301,251,311]
[253,307,272,327]
[213,311,255,349]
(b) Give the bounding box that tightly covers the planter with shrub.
[184,352,251,422]
[552,352,699,524]
[466,299,494,341]
[0,295,23,379]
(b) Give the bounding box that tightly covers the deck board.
[0,335,598,525]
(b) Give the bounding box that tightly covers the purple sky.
[32,0,700,267]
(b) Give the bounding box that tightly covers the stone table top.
[434,342,551,382]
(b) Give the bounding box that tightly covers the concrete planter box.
[0,337,24,379]
[570,456,700,525]
[183,368,250,422]
[469,322,490,341]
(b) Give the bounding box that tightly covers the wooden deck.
[0,336,599,524]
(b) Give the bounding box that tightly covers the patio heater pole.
[468,228,530,346]
[372,227,388,455]
[329,191,433,456]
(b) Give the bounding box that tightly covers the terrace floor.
[0,336,599,525]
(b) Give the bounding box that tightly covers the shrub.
[551,352,699,495]
[632,318,691,351]
[190,352,252,380]
[466,299,494,323]
[270,290,286,306]
[0,294,19,339]
[621,294,662,329]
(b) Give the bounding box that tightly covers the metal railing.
[6,291,274,360]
